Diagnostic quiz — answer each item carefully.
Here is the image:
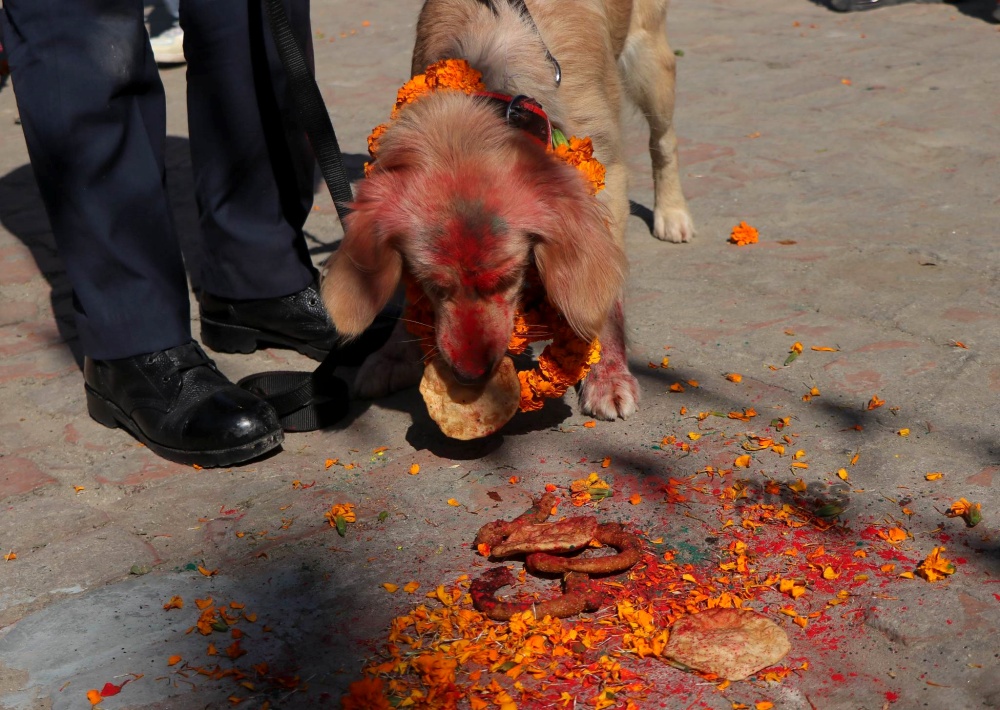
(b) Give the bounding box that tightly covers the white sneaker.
[150,24,185,65]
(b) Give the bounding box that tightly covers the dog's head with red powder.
[322,91,626,386]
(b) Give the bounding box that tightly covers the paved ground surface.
[1,1,999,709]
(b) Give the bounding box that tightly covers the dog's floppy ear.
[528,161,627,342]
[321,175,403,338]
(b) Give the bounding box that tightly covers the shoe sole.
[200,317,329,362]
[85,385,284,468]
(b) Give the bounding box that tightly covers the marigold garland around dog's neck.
[366,58,605,412]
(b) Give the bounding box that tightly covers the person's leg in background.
[184,0,343,361]
[150,0,186,65]
[3,0,190,359]
[0,0,282,466]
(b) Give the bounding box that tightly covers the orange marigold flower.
[915,546,956,582]
[944,498,982,527]
[729,221,759,245]
[553,136,605,194]
[324,503,357,528]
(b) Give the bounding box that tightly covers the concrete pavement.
[1,0,998,708]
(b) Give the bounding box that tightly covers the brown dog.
[322,0,692,420]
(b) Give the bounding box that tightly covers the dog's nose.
[452,357,498,387]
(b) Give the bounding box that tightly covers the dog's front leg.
[353,318,425,399]
[578,301,639,420]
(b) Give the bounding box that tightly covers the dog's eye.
[488,271,524,296]
[422,283,452,301]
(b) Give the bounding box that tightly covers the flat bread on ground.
[420,356,520,440]
[664,608,791,681]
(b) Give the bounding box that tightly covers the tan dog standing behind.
[322,0,693,420]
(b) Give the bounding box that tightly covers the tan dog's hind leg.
[619,0,694,243]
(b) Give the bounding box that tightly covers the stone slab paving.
[0,0,998,709]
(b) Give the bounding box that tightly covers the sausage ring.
[525,523,643,575]
[470,567,605,621]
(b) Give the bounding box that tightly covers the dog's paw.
[652,206,695,243]
[353,339,424,399]
[579,366,640,420]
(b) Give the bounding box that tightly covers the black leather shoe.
[200,280,339,361]
[199,279,397,366]
[84,342,283,467]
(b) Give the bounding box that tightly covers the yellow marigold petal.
[629,494,642,505]
[167,654,182,666]
[447,498,460,507]
[382,583,399,593]
[734,454,752,468]
[409,463,420,475]
[788,479,807,493]
[725,373,743,383]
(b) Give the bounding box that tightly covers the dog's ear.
[528,161,627,342]
[321,176,403,338]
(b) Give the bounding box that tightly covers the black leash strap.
[262,0,354,223]
[237,0,361,432]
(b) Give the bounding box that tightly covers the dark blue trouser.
[0,0,316,360]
